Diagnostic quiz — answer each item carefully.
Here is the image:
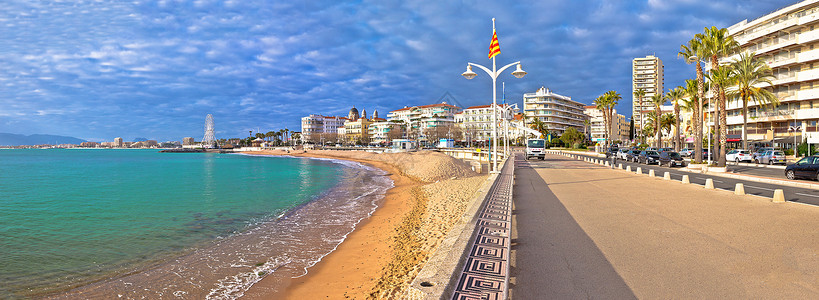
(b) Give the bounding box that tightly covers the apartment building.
[300,114,347,143]
[387,102,461,143]
[583,106,629,144]
[721,0,819,149]
[522,86,586,136]
[632,55,665,131]
[455,104,520,142]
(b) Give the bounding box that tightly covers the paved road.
[510,152,819,299]
[565,152,819,205]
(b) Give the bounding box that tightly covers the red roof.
[583,105,596,109]
[372,118,387,121]
[389,103,460,112]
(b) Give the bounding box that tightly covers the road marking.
[744,185,775,191]
[795,192,819,198]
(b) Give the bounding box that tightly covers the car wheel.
[769,160,773,165]
[755,159,759,164]
[735,158,740,163]
[787,170,795,180]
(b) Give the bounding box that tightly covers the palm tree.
[730,52,779,150]
[679,36,706,162]
[707,64,737,166]
[701,26,740,167]
[583,119,591,143]
[284,128,290,146]
[529,117,548,139]
[660,113,676,145]
[594,95,611,147]
[605,90,622,145]
[265,131,275,142]
[633,88,646,143]
[649,94,666,148]
[666,87,685,151]
[291,132,301,145]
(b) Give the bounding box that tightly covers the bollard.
[605,161,610,166]
[648,169,655,177]
[663,172,670,180]
[626,166,632,172]
[682,175,690,184]
[636,167,642,174]
[772,189,785,203]
[618,163,623,169]
[734,183,745,195]
[705,178,714,189]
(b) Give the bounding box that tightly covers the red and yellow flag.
[488,30,500,59]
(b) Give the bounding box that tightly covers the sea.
[0,149,392,299]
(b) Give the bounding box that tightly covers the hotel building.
[632,55,664,131]
[722,1,819,148]
[522,86,586,136]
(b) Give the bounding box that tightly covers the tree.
[583,118,591,142]
[265,131,275,142]
[649,93,666,148]
[701,26,739,167]
[593,95,610,147]
[605,90,622,144]
[660,113,676,142]
[633,88,647,143]
[291,132,301,145]
[730,51,779,150]
[529,117,548,139]
[679,36,706,162]
[255,132,265,141]
[560,127,584,148]
[629,118,634,141]
[666,87,685,151]
[706,64,737,166]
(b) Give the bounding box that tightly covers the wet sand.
[242,149,487,299]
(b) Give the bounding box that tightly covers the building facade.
[583,106,628,144]
[455,104,520,142]
[632,55,665,132]
[182,137,195,145]
[300,114,347,144]
[114,137,123,147]
[522,86,586,136]
[387,102,461,143]
[722,1,819,149]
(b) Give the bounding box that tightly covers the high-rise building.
[584,106,629,143]
[721,2,819,149]
[182,137,195,145]
[632,55,664,131]
[522,86,585,136]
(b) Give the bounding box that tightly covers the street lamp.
[462,18,527,173]
[790,125,802,158]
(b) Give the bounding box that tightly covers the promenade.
[510,153,819,299]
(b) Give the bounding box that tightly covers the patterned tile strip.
[452,158,514,300]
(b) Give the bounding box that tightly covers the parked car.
[701,149,714,161]
[726,149,753,163]
[679,148,693,157]
[785,155,819,180]
[752,147,778,161]
[605,146,619,158]
[616,148,630,160]
[658,147,673,153]
[638,150,661,165]
[626,150,641,162]
[659,151,686,167]
[756,150,786,165]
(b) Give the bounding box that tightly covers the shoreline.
[241,150,422,298]
[241,149,487,298]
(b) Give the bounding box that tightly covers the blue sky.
[0,0,797,142]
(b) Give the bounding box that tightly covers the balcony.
[798,87,819,100]
[798,68,819,82]
[738,17,798,43]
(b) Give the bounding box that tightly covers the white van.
[525,139,546,160]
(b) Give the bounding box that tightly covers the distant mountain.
[0,133,87,146]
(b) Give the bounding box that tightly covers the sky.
[0,0,801,142]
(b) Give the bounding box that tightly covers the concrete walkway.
[510,153,819,299]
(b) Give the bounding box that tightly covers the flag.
[488,30,500,59]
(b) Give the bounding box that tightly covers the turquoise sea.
[0,149,391,299]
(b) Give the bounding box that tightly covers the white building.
[632,55,664,132]
[300,114,347,143]
[583,106,628,144]
[387,102,461,143]
[455,104,520,143]
[523,86,586,136]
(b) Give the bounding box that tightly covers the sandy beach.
[241,149,488,299]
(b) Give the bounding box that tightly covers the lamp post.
[462,18,527,173]
[790,125,802,158]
